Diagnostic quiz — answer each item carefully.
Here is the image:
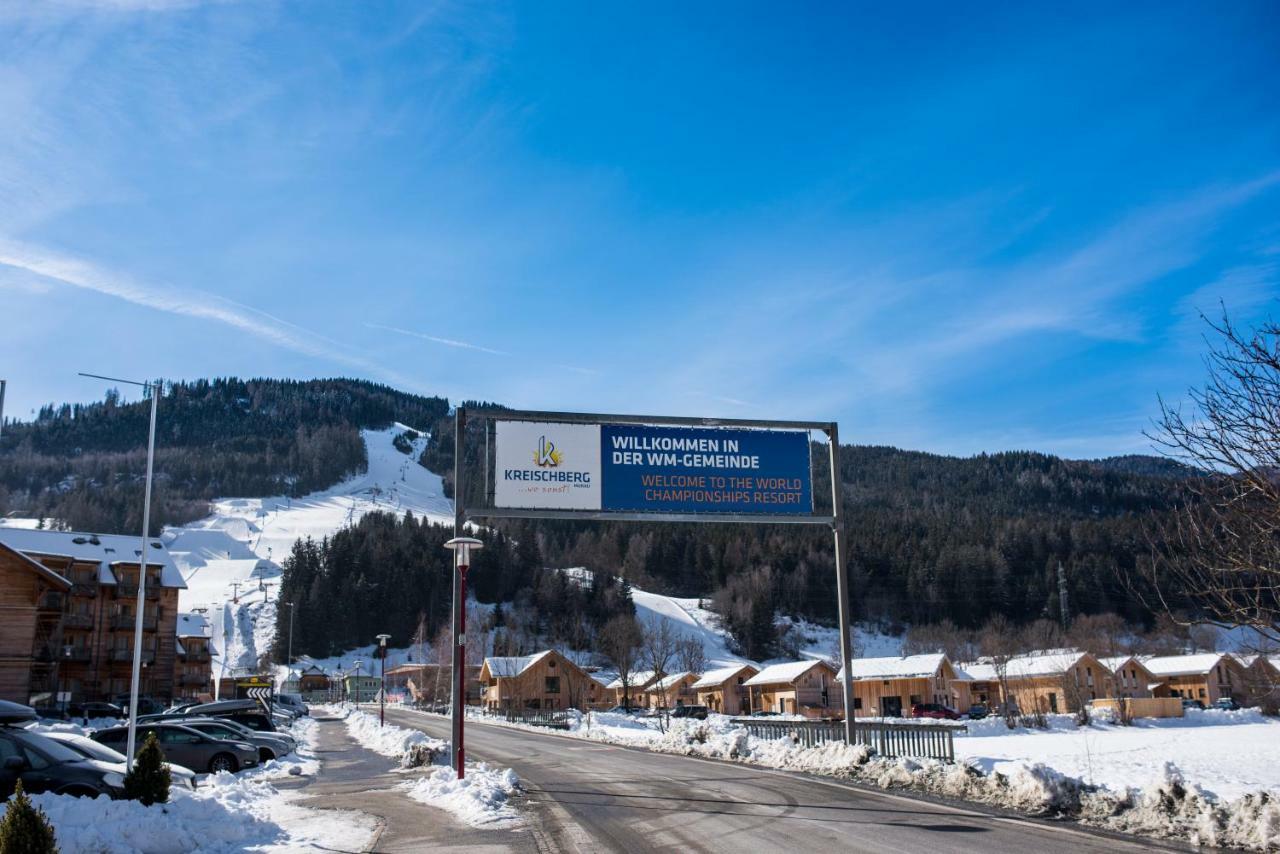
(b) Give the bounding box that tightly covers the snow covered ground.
[325,705,522,828]
[401,705,1280,850]
[164,424,450,678]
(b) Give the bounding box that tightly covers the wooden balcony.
[64,647,94,663]
[63,613,94,630]
[109,648,156,664]
[116,583,160,601]
[178,673,210,687]
[111,614,158,631]
[180,649,212,663]
[37,591,66,611]
[70,582,99,598]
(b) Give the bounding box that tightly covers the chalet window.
[853,698,863,710]
[545,676,560,694]
[1048,693,1058,713]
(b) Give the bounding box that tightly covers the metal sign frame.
[450,407,857,746]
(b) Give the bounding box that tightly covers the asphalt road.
[383,708,1180,854]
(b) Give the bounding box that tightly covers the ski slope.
[165,424,450,680]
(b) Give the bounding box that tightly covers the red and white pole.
[445,536,483,780]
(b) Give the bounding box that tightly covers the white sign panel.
[494,421,601,510]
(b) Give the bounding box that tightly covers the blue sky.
[1,1,1278,458]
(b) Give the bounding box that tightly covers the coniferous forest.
[0,378,1195,660]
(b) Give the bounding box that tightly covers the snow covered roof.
[483,651,553,678]
[0,528,185,589]
[691,664,758,690]
[1142,653,1232,677]
[176,612,212,638]
[0,540,71,589]
[959,649,1098,681]
[650,671,692,691]
[606,670,659,690]
[836,653,948,682]
[743,660,831,687]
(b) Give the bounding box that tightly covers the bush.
[0,779,59,853]
[122,732,171,806]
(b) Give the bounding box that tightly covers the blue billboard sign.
[600,424,812,515]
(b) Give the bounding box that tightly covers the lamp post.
[376,634,391,725]
[353,660,363,707]
[444,536,483,779]
[61,644,72,715]
[79,372,160,772]
[286,601,295,675]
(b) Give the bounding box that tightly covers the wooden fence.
[730,718,959,762]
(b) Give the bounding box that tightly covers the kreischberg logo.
[533,435,563,467]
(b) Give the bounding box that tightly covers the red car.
[910,703,962,720]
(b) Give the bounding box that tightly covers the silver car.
[179,718,295,763]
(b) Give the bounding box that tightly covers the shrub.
[122,732,171,806]
[0,779,59,854]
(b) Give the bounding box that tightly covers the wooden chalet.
[692,664,759,715]
[480,650,607,711]
[837,653,963,717]
[743,660,840,718]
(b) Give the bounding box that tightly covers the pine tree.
[123,732,171,805]
[0,779,58,854]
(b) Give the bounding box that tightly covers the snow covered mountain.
[165,424,451,681]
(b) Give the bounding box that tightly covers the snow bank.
[326,705,447,767]
[244,716,319,781]
[401,764,522,829]
[32,770,376,853]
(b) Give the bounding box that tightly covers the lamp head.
[444,536,484,564]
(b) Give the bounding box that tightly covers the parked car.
[179,717,294,763]
[1213,697,1240,711]
[0,700,128,800]
[604,705,646,715]
[966,704,990,720]
[276,694,309,717]
[92,722,258,774]
[111,695,165,716]
[67,701,125,720]
[42,731,197,791]
[1181,698,1206,711]
[910,703,962,720]
[670,705,709,720]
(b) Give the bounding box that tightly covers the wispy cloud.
[364,322,508,356]
[0,239,417,387]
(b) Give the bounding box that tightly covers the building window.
[853,698,863,710]
[545,676,560,694]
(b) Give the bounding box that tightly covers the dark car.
[670,705,709,720]
[1181,698,1206,711]
[93,722,258,774]
[68,701,125,720]
[0,700,127,800]
[111,695,165,716]
[42,731,198,791]
[967,704,990,720]
[1213,697,1240,711]
[910,703,962,720]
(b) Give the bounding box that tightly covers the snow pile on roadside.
[245,716,320,781]
[1180,706,1267,726]
[327,705,448,767]
[29,717,127,737]
[960,713,1079,737]
[31,769,376,853]
[401,764,522,829]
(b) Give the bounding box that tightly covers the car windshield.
[56,735,126,763]
[15,730,90,764]
[192,723,237,738]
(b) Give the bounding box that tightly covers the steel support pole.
[828,423,856,745]
[0,379,6,442]
[451,407,466,779]
[125,380,159,771]
[380,650,386,726]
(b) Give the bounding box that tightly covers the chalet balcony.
[111,614,158,631]
[64,647,93,663]
[63,613,94,630]
[180,649,212,663]
[116,584,160,601]
[37,591,65,611]
[109,649,156,664]
[70,582,98,598]
[178,673,210,687]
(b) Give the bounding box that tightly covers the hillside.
[0,377,449,532]
[0,379,1192,661]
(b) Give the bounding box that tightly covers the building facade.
[692,664,759,715]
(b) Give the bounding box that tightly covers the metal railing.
[181,649,212,662]
[729,718,959,762]
[109,648,156,664]
[467,706,573,729]
[111,614,158,630]
[70,582,98,598]
[38,591,65,611]
[63,613,94,629]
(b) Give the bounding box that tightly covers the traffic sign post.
[453,408,857,747]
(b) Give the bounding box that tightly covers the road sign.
[246,687,272,701]
[493,417,814,518]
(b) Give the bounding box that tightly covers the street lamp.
[353,660,363,708]
[444,536,482,780]
[376,634,391,726]
[61,644,72,715]
[79,372,160,772]
[285,600,295,677]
